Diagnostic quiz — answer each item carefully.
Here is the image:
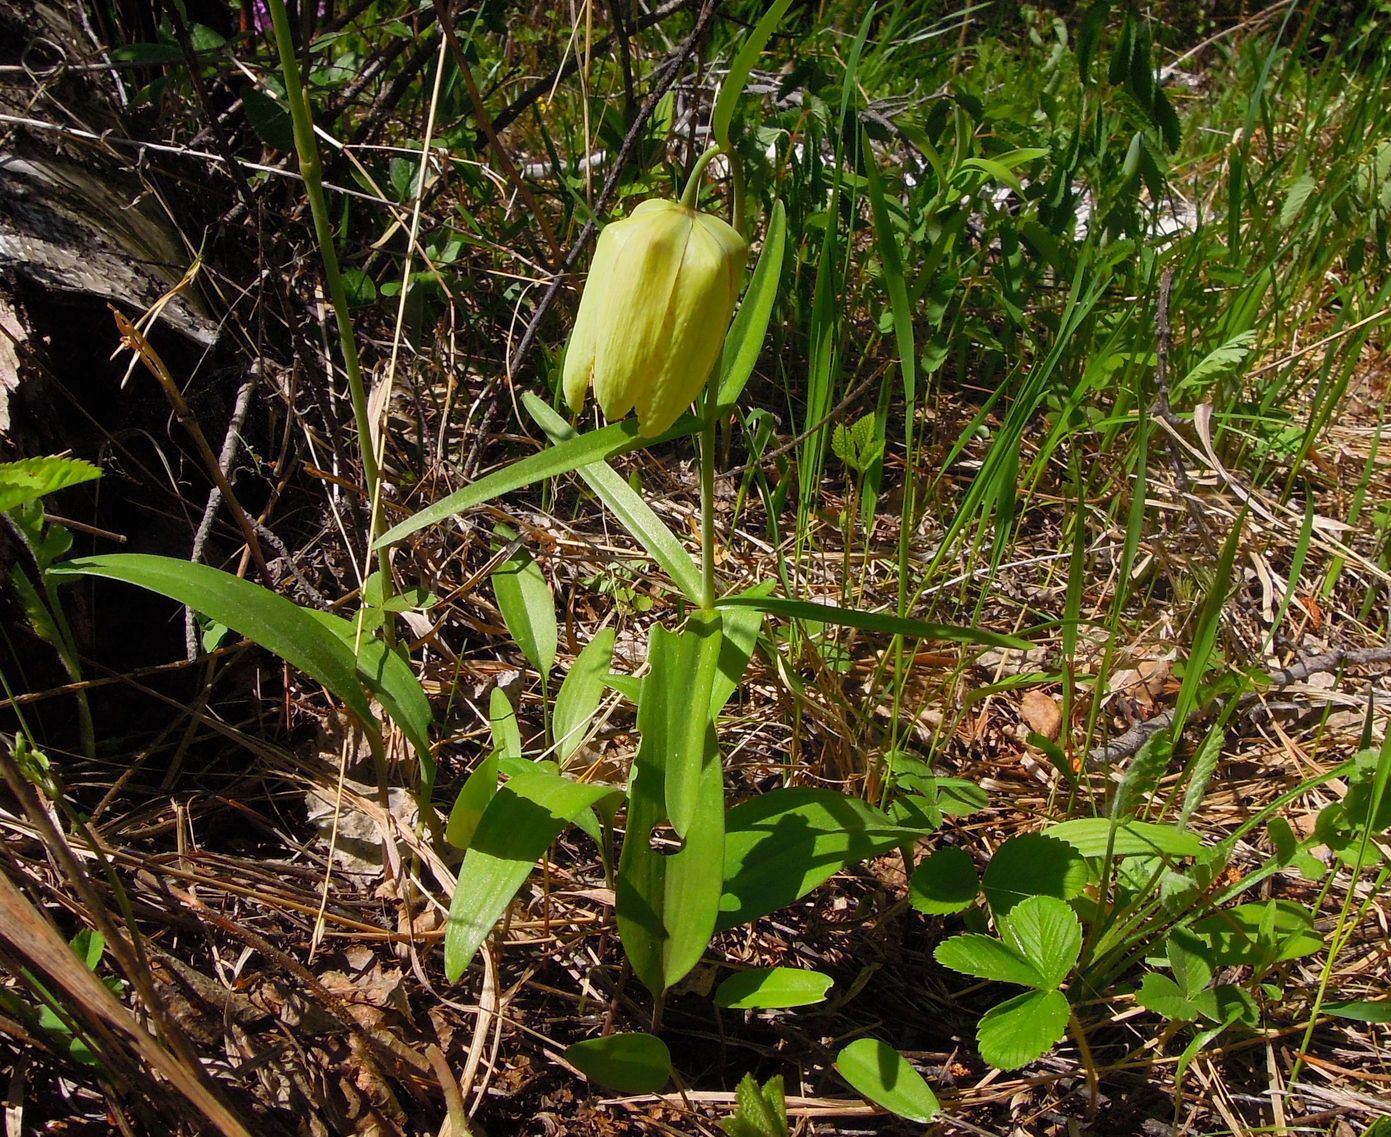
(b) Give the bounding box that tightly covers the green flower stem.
[730,154,746,236]
[681,140,748,611]
[679,144,725,209]
[264,0,392,617]
[680,142,746,237]
[699,381,719,613]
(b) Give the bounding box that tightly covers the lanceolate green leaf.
[718,788,926,931]
[53,555,439,784]
[712,585,769,715]
[553,628,615,763]
[1044,818,1202,859]
[710,0,796,152]
[306,610,437,787]
[444,771,619,981]
[526,394,703,602]
[714,967,833,1010]
[490,535,557,681]
[53,554,380,736]
[617,624,725,996]
[444,752,499,852]
[664,614,723,839]
[489,686,522,761]
[718,199,786,411]
[374,413,700,548]
[715,593,1030,651]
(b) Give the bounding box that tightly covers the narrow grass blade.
[1169,510,1246,743]
[715,593,1029,651]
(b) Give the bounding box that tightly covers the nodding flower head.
[563,198,748,437]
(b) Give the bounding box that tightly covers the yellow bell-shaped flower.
[563,198,748,437]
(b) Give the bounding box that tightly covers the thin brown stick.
[1087,644,1391,769]
[111,308,271,578]
[431,0,562,264]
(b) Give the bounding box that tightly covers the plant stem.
[1068,1007,1101,1115]
[264,0,393,614]
[699,381,719,613]
[681,141,747,612]
[679,143,724,209]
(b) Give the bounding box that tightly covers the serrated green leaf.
[976,988,1070,1070]
[1136,973,1204,1022]
[997,896,1082,990]
[1167,927,1214,999]
[934,934,1043,988]
[722,1073,788,1137]
[1279,173,1317,229]
[1176,331,1257,395]
[0,457,102,514]
[981,835,1088,918]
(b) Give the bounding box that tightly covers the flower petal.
[633,218,747,436]
[590,206,691,422]
[563,214,639,412]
